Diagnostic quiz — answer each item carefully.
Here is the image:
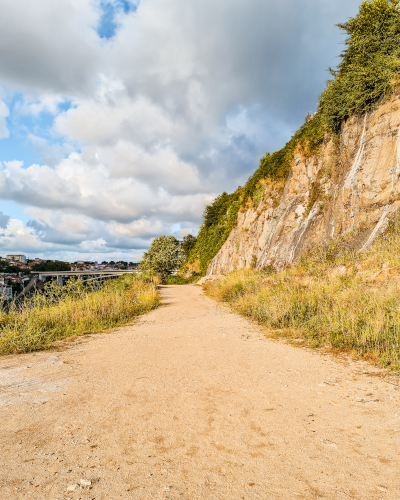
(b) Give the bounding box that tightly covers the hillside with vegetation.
[185,0,400,276]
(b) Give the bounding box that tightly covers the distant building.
[0,284,12,300]
[6,254,27,263]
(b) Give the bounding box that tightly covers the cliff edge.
[208,93,400,274]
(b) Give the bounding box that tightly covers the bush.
[139,235,184,277]
[188,192,241,275]
[163,275,199,285]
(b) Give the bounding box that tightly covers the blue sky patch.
[97,0,138,39]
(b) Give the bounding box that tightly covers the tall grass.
[0,272,160,355]
[204,220,400,371]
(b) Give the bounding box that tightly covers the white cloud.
[17,94,66,116]
[0,100,10,139]
[0,0,362,259]
[0,0,102,95]
[113,219,165,238]
[55,93,180,147]
[0,153,211,224]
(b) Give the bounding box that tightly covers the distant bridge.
[35,270,137,285]
[15,270,136,303]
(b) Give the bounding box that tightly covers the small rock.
[322,439,337,447]
[80,478,92,487]
[66,484,79,492]
[376,485,388,492]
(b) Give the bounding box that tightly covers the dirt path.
[0,285,399,500]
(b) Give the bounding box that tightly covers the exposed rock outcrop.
[207,93,400,274]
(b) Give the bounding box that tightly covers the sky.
[0,0,362,263]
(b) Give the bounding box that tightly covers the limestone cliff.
[207,93,400,275]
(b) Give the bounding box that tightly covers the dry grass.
[205,218,400,372]
[0,272,160,355]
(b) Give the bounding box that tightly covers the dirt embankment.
[0,285,399,499]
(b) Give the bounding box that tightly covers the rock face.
[207,93,400,275]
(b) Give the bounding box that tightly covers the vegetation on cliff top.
[187,0,400,275]
[320,0,400,130]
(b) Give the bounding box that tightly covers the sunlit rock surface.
[207,93,400,274]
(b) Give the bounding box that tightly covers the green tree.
[180,234,197,258]
[0,261,29,274]
[10,281,23,295]
[32,260,71,272]
[320,0,400,130]
[139,236,183,277]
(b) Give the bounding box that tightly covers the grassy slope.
[205,217,400,371]
[0,273,160,355]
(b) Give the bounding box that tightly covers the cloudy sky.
[0,0,361,262]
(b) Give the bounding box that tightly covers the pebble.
[66,484,79,492]
[80,478,92,487]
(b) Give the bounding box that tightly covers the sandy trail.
[0,285,399,500]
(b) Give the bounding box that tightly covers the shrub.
[163,274,200,285]
[139,235,184,277]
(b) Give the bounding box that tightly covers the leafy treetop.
[31,260,71,272]
[139,235,185,277]
[320,0,400,129]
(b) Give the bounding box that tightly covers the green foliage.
[163,274,200,285]
[242,113,326,205]
[189,192,240,274]
[10,281,23,296]
[252,185,266,208]
[320,0,400,130]
[203,192,234,227]
[0,261,29,274]
[32,260,71,272]
[180,234,197,258]
[139,235,184,277]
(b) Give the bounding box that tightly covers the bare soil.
[0,285,399,500]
